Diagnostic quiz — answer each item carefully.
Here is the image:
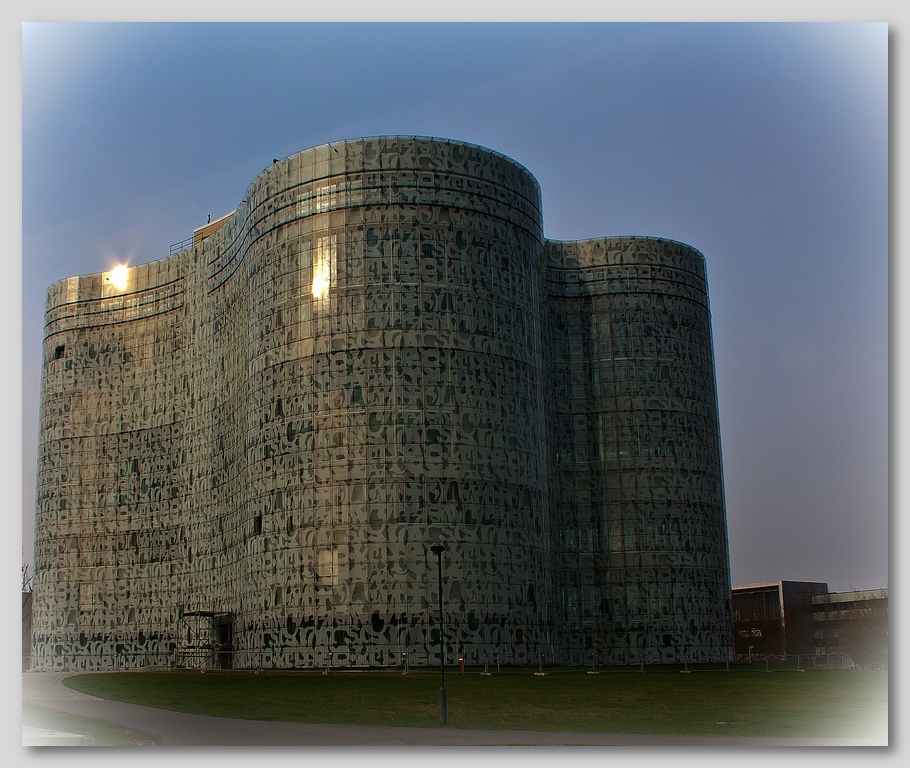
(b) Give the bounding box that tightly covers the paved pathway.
[22,672,886,747]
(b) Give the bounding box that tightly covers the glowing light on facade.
[106,264,129,292]
[312,266,330,299]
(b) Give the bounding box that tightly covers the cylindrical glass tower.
[547,237,731,663]
[228,137,555,667]
[31,137,732,670]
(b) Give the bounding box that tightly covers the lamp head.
[430,542,445,556]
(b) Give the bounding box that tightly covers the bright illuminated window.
[312,235,337,300]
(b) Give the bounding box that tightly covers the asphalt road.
[21,671,886,747]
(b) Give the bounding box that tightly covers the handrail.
[169,236,194,255]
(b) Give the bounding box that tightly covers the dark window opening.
[252,515,262,536]
[53,345,65,360]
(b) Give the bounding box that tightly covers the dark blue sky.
[19,22,888,592]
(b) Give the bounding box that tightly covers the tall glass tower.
[32,137,732,670]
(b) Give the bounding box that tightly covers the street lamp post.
[430,541,447,725]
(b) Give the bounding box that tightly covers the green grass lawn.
[62,666,888,739]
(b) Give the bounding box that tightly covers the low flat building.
[731,581,828,656]
[813,588,888,669]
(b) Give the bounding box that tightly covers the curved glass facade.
[547,238,731,663]
[32,137,732,670]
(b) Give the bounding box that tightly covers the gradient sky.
[19,21,888,593]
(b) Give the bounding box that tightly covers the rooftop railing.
[169,236,195,255]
